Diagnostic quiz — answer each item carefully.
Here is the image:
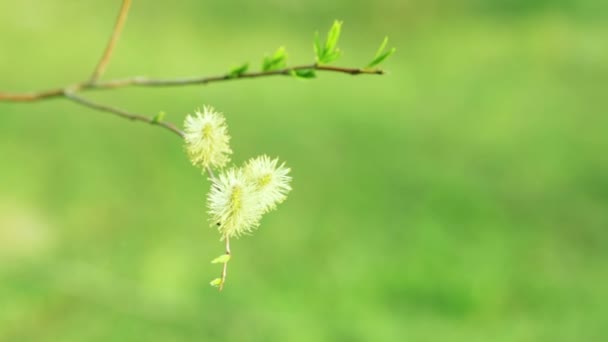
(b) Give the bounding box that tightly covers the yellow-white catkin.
[207,168,264,239]
[244,155,292,213]
[184,106,232,170]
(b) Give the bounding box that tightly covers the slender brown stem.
[218,236,231,291]
[0,65,383,103]
[315,64,383,75]
[0,88,65,101]
[92,64,383,88]
[64,91,184,138]
[89,0,132,83]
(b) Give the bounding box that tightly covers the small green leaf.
[229,63,249,78]
[367,47,396,68]
[152,111,165,123]
[211,254,231,264]
[314,32,322,61]
[374,36,389,60]
[262,46,288,71]
[290,68,316,79]
[325,20,342,53]
[210,278,222,287]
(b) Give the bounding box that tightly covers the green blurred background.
[1,1,607,341]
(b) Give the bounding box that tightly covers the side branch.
[89,0,132,83]
[64,91,184,138]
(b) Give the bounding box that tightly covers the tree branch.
[0,65,383,102]
[0,2,386,141]
[0,88,64,101]
[64,91,184,138]
[89,0,132,83]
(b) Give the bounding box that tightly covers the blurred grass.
[1,0,608,341]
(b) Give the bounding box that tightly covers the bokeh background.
[1,0,607,341]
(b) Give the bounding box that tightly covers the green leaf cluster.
[367,36,396,68]
[228,63,249,78]
[221,20,394,87]
[262,47,288,71]
[315,20,343,64]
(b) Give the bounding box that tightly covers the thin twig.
[94,65,384,87]
[205,166,217,182]
[89,0,132,83]
[219,236,231,291]
[0,65,383,102]
[64,91,184,138]
[0,88,64,101]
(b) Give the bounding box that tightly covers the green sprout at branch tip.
[366,36,396,69]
